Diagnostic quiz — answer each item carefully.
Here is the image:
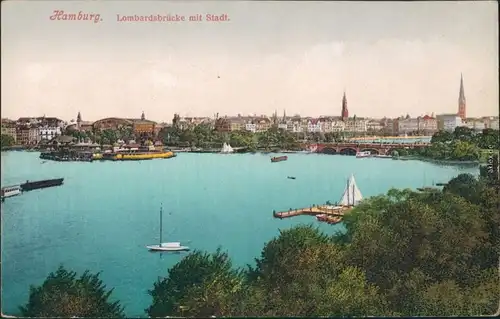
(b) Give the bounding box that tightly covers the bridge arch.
[321,147,337,155]
[360,148,380,155]
[339,148,357,156]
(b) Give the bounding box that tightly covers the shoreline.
[1,148,486,166]
[393,155,480,166]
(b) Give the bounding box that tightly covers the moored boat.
[1,185,22,201]
[356,151,371,158]
[20,178,64,192]
[147,205,190,252]
[271,156,288,163]
[220,143,234,154]
[115,150,176,160]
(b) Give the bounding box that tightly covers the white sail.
[221,143,234,153]
[338,174,363,206]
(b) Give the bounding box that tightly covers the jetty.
[273,174,363,225]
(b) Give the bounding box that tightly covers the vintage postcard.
[1,0,499,317]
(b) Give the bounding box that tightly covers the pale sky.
[1,1,498,122]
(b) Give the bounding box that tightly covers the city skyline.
[1,1,498,121]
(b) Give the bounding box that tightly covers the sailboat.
[338,174,363,207]
[315,173,363,222]
[146,205,190,252]
[220,143,234,154]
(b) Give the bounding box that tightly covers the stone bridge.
[305,142,428,156]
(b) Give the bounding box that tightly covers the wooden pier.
[273,205,352,224]
[273,173,362,225]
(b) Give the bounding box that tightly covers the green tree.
[431,130,453,144]
[1,134,15,148]
[453,126,475,142]
[244,225,388,316]
[479,128,500,149]
[19,266,124,318]
[450,140,479,160]
[339,187,494,313]
[146,249,243,318]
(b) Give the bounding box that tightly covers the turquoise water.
[1,151,477,316]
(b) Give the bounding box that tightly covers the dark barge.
[271,156,288,163]
[20,178,64,192]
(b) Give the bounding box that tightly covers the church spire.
[341,90,349,121]
[458,73,466,120]
[77,111,82,122]
[141,111,145,120]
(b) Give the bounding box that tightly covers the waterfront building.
[458,73,466,120]
[480,116,499,130]
[366,120,383,133]
[229,116,246,131]
[291,118,304,133]
[463,118,486,131]
[75,112,94,132]
[319,118,333,133]
[344,117,368,133]
[15,126,30,145]
[93,117,134,131]
[397,117,419,135]
[214,117,231,132]
[419,115,438,135]
[245,122,257,133]
[277,110,288,130]
[15,125,39,145]
[396,115,438,136]
[331,119,346,132]
[307,119,322,133]
[92,113,157,137]
[38,125,61,141]
[437,114,463,132]
[255,116,272,132]
[380,118,398,136]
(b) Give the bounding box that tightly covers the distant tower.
[76,111,82,129]
[341,91,349,121]
[141,111,145,120]
[458,73,466,120]
[282,109,286,123]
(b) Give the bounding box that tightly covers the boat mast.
[352,175,355,206]
[159,204,163,244]
[346,177,350,206]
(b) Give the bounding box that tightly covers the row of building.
[1,74,498,145]
[208,112,498,135]
[2,111,498,146]
[0,112,162,145]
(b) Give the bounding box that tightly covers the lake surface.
[1,151,477,316]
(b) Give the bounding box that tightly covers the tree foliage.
[403,127,499,161]
[146,249,243,318]
[160,125,302,151]
[1,134,15,148]
[19,266,124,318]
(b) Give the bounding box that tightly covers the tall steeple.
[341,91,349,121]
[76,111,82,129]
[141,111,145,120]
[458,73,466,120]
